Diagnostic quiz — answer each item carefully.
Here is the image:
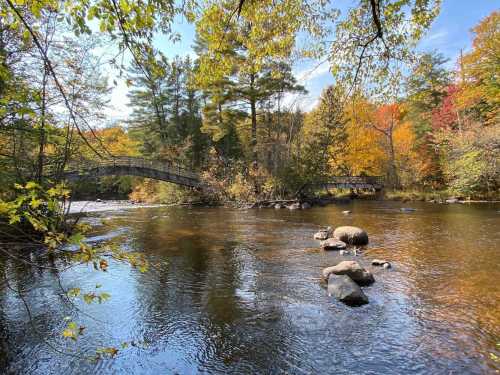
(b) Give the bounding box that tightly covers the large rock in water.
[322,261,375,286]
[333,226,368,245]
[287,203,301,210]
[327,274,369,306]
[320,238,347,250]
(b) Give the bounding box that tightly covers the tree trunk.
[387,130,400,189]
[249,73,258,171]
[37,64,48,183]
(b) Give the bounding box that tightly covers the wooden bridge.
[63,158,383,195]
[63,156,203,188]
[297,176,384,196]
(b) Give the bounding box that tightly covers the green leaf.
[69,233,84,245]
[67,288,81,297]
[83,293,96,304]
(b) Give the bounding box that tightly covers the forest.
[0,0,499,368]
[0,0,498,204]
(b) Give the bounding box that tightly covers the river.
[1,201,499,374]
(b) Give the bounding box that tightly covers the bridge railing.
[67,156,200,180]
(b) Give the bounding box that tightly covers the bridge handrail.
[67,156,200,180]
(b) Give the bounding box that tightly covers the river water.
[1,201,499,374]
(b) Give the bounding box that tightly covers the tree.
[457,11,500,126]
[343,98,387,177]
[406,52,452,132]
[195,0,305,176]
[330,0,441,95]
[300,85,348,181]
[370,103,406,188]
[127,51,208,167]
[0,12,111,190]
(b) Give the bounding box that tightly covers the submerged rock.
[333,226,369,246]
[301,202,312,209]
[320,238,347,251]
[327,274,369,306]
[322,261,374,286]
[400,207,416,212]
[372,259,392,268]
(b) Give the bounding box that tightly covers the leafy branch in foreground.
[0,181,149,360]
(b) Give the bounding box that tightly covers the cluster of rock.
[313,224,392,307]
[315,225,369,250]
[428,197,465,204]
[246,197,348,210]
[283,202,311,210]
[322,261,374,306]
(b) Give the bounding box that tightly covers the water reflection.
[1,202,499,374]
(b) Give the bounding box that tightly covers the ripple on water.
[2,202,499,374]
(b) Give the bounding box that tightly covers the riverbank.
[79,186,500,213]
[383,190,500,203]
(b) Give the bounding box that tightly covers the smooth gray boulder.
[287,203,301,210]
[274,203,284,209]
[333,226,369,246]
[327,274,369,306]
[320,238,347,251]
[322,261,375,286]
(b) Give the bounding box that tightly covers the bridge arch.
[63,157,203,188]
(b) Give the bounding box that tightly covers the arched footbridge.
[64,157,384,194]
[64,157,204,188]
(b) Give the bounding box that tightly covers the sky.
[106,0,499,122]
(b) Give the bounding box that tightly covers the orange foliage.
[342,99,387,176]
[456,11,499,125]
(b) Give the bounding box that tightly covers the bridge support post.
[375,188,384,200]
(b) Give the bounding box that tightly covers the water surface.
[1,201,499,374]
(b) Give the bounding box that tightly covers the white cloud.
[420,29,449,48]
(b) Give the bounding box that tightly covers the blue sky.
[107,0,498,121]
